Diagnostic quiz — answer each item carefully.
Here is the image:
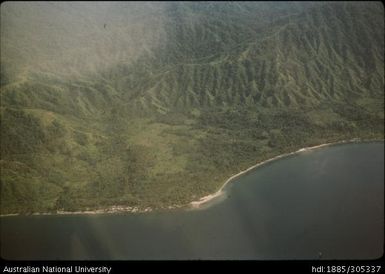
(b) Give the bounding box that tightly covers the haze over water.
[1,142,383,260]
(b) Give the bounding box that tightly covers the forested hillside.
[1,2,383,214]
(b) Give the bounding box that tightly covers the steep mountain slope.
[1,2,383,214]
[118,2,384,112]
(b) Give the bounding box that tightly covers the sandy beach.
[0,205,155,217]
[189,138,364,209]
[1,137,380,217]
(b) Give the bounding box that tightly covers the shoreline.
[0,204,186,217]
[0,206,155,217]
[189,138,379,208]
[1,138,382,217]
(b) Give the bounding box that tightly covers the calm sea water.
[1,142,383,260]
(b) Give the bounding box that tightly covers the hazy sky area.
[0,1,383,216]
[1,2,168,81]
[0,1,321,82]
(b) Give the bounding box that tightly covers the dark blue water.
[1,142,383,260]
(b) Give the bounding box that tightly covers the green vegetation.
[0,2,384,214]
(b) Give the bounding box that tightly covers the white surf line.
[189,138,363,209]
[1,138,382,217]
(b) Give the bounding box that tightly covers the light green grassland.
[0,2,384,214]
